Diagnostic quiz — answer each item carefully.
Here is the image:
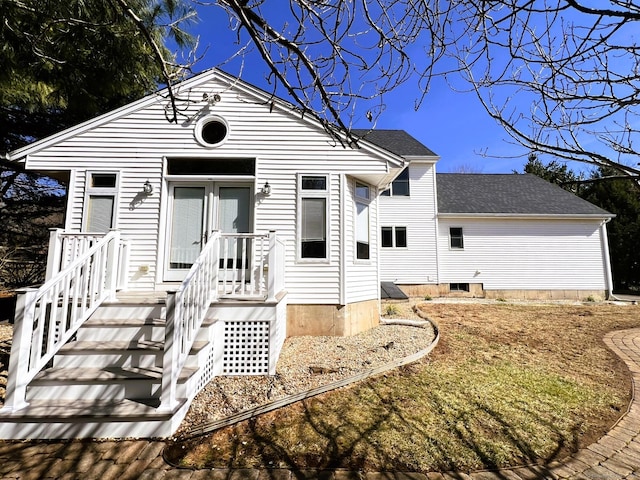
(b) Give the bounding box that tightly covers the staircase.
[0,298,215,439]
[0,229,287,440]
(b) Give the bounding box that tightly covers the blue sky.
[178,5,533,174]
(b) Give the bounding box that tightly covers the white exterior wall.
[344,176,380,304]
[21,72,397,304]
[437,217,608,290]
[379,162,439,284]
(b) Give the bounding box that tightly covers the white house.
[0,69,613,440]
[374,156,614,300]
[0,69,405,439]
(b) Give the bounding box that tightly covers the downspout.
[339,173,346,307]
[433,164,441,286]
[375,182,382,307]
[600,218,614,300]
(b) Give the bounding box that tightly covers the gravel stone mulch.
[179,318,436,433]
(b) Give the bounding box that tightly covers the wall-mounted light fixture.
[261,181,272,196]
[202,92,222,105]
[143,180,153,195]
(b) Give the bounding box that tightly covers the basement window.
[450,283,469,292]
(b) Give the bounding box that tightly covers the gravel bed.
[179,318,436,433]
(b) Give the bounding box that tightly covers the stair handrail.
[160,231,220,412]
[2,230,121,412]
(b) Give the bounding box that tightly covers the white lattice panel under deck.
[222,321,270,375]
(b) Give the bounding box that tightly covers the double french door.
[164,182,252,281]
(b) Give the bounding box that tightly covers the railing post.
[2,288,38,412]
[159,291,179,413]
[118,239,130,290]
[104,230,120,301]
[45,228,64,281]
[210,231,220,301]
[266,231,277,302]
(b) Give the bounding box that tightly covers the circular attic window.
[195,116,229,147]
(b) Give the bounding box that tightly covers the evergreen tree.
[520,154,584,194]
[581,169,640,292]
[0,0,194,289]
[1,0,193,153]
[521,156,640,292]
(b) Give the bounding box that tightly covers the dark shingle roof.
[437,173,612,216]
[351,129,438,157]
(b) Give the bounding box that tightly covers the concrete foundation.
[287,299,380,337]
[397,283,484,298]
[396,284,607,302]
[484,289,607,302]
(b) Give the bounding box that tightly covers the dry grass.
[167,301,640,473]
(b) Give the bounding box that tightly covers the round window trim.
[195,116,229,147]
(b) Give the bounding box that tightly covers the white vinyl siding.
[438,218,608,290]
[379,163,438,284]
[23,72,396,301]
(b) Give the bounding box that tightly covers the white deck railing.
[161,231,221,412]
[267,232,286,303]
[2,231,122,412]
[45,229,130,289]
[161,231,286,411]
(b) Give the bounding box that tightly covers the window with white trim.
[381,226,407,248]
[449,227,464,249]
[355,182,370,260]
[381,167,410,196]
[298,175,329,260]
[84,172,118,232]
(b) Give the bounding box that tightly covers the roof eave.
[438,212,615,220]
[405,155,440,163]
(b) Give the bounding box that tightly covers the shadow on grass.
[165,365,583,478]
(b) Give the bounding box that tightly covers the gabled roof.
[437,173,612,217]
[6,69,404,169]
[351,129,438,158]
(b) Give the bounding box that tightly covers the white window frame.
[449,226,464,250]
[83,171,119,232]
[354,181,371,261]
[381,226,408,248]
[194,115,230,148]
[297,173,330,263]
[381,167,410,197]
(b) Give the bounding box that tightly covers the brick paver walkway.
[1,329,640,480]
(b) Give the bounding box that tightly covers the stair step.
[28,365,200,401]
[84,317,165,327]
[58,340,207,353]
[77,317,166,342]
[59,340,164,353]
[33,366,197,384]
[0,398,184,420]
